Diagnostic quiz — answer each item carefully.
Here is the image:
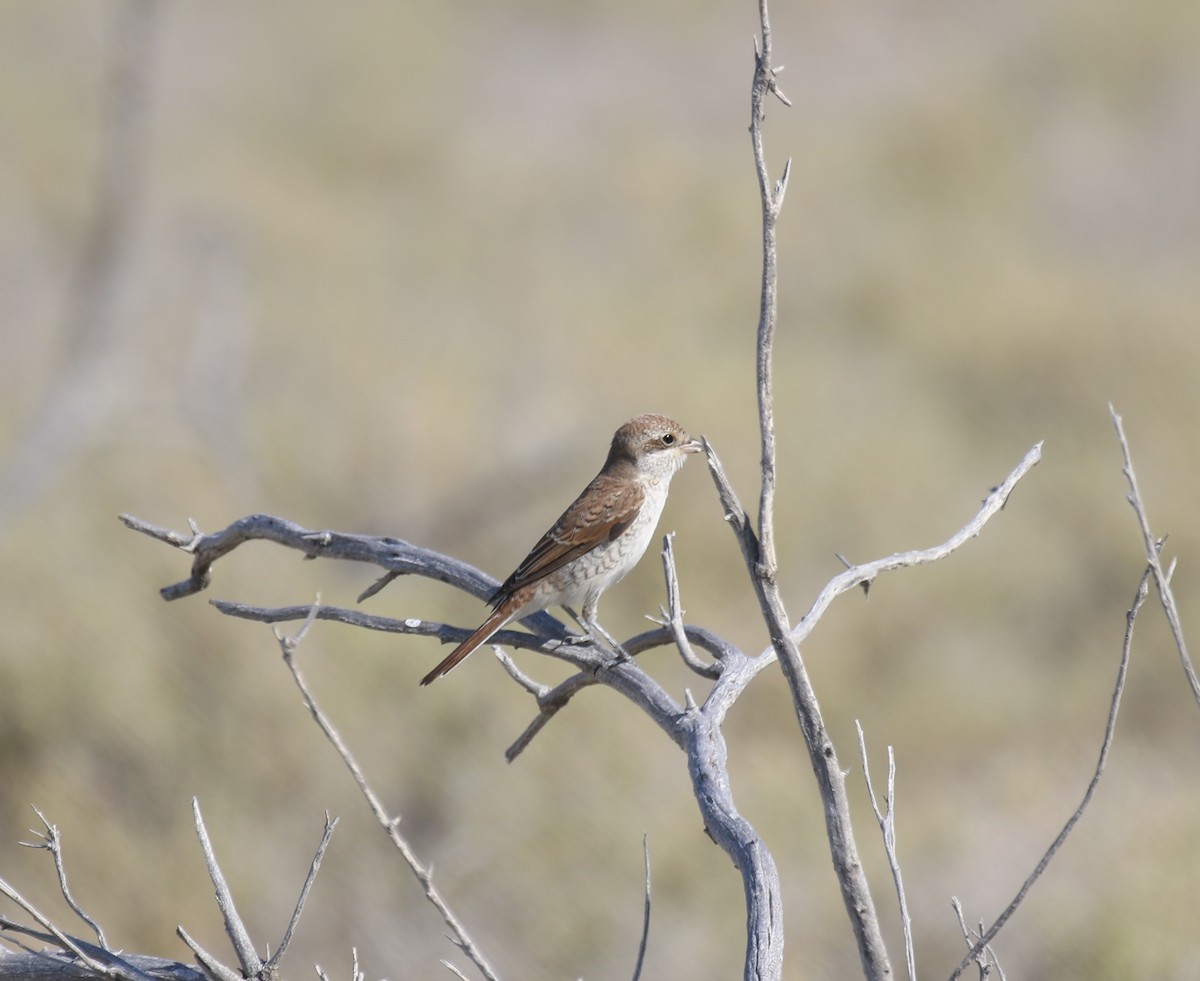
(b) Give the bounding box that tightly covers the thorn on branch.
[774,157,792,209]
[835,553,872,598]
[357,570,401,603]
[752,36,792,109]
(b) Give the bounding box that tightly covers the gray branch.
[1109,404,1199,707]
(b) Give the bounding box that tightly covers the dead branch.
[273,613,503,981]
[1109,404,1199,707]
[946,562,1147,980]
[18,811,107,951]
[855,726,916,981]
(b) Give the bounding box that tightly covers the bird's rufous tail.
[419,606,515,685]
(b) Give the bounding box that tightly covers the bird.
[420,413,702,685]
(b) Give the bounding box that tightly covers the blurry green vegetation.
[1,0,1198,977]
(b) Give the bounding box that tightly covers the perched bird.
[420,413,702,685]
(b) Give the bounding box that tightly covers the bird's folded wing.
[491,475,645,603]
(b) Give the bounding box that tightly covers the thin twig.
[504,672,603,762]
[791,442,1043,650]
[657,532,719,675]
[20,806,108,949]
[1109,404,1199,707]
[264,813,339,974]
[631,834,652,981]
[0,877,110,976]
[949,899,1005,980]
[749,0,790,579]
[189,799,262,978]
[947,563,1148,980]
[855,724,916,981]
[273,607,502,981]
[314,947,364,981]
[494,648,550,695]
[176,927,243,981]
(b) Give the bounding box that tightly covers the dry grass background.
[1,0,1198,978]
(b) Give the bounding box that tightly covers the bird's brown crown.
[604,413,697,471]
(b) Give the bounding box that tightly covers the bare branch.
[708,454,897,970]
[174,929,241,981]
[273,614,502,981]
[20,809,107,949]
[700,440,759,570]
[493,648,550,696]
[313,947,363,981]
[0,880,109,978]
[213,598,556,657]
[855,726,916,981]
[1110,404,1199,707]
[188,800,261,978]
[793,442,1043,650]
[504,672,603,763]
[656,533,721,677]
[947,562,1147,980]
[119,512,496,606]
[263,814,338,974]
[0,916,201,981]
[749,0,791,579]
[631,835,652,981]
[683,695,783,975]
[949,899,1005,981]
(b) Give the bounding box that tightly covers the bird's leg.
[589,618,630,661]
[563,604,629,661]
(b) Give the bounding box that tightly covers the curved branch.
[1110,404,1199,707]
[0,922,201,981]
[120,513,490,603]
[946,560,1146,980]
[791,440,1044,648]
[275,614,502,981]
[682,699,783,976]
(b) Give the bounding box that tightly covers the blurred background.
[1,0,1198,977]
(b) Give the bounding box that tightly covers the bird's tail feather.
[419,607,515,685]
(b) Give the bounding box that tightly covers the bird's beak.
[683,438,704,454]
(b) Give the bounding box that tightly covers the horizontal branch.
[0,936,204,981]
[792,440,1043,649]
[119,513,493,603]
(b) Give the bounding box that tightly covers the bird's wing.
[492,473,646,603]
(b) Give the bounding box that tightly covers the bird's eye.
[661,433,675,446]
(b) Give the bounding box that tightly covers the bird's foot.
[558,631,595,649]
[559,630,628,662]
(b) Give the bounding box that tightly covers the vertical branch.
[855,727,916,981]
[743,4,890,978]
[750,0,791,577]
[1109,404,1199,707]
